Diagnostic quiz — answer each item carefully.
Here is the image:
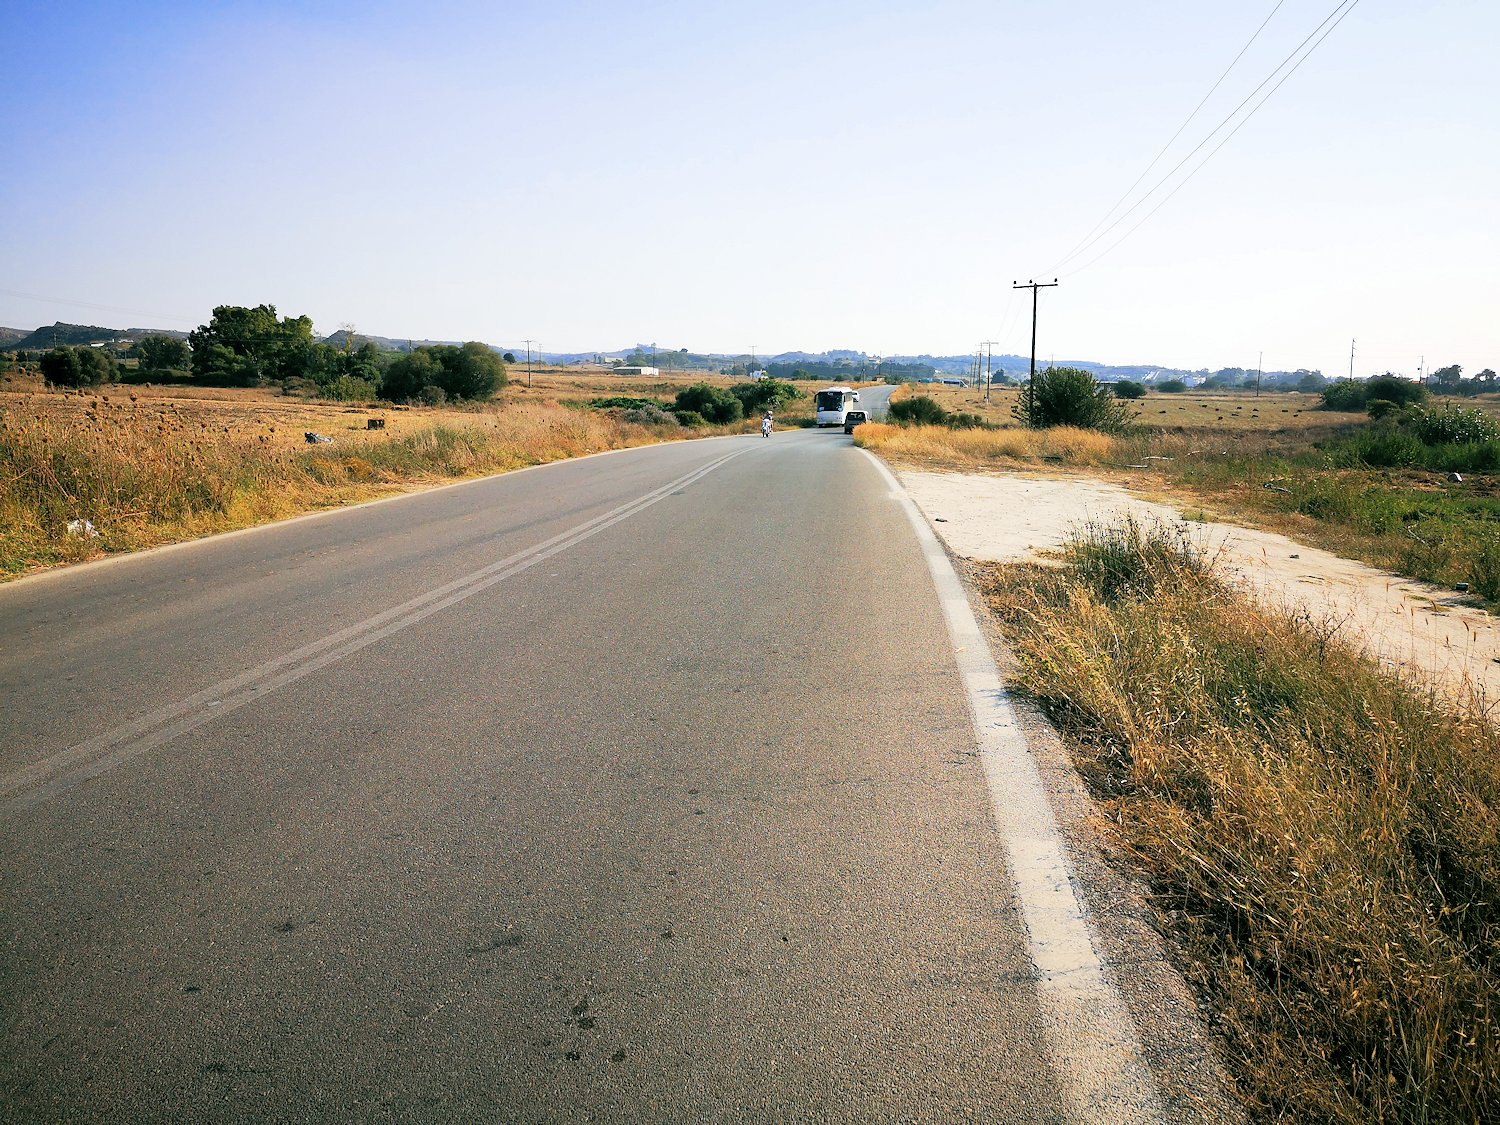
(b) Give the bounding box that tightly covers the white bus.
[813,386,860,427]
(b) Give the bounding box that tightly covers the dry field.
[0,366,748,577]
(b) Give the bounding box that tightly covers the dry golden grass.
[853,420,1118,467]
[0,379,712,577]
[978,518,1500,1124]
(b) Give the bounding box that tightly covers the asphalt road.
[2,426,1102,1121]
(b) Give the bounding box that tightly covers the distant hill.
[5,322,190,351]
[0,321,1312,384]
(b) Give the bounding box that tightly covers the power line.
[0,287,198,325]
[1049,0,1288,275]
[1060,0,1363,278]
[1052,0,1361,275]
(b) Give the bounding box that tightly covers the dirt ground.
[900,468,1500,706]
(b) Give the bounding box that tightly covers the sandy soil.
[900,469,1500,705]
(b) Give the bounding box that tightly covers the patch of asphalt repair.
[865,450,1244,1124]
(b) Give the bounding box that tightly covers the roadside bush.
[1365,398,1401,420]
[673,383,742,424]
[1113,380,1147,399]
[40,346,119,388]
[1013,366,1132,433]
[889,395,950,426]
[620,405,678,426]
[591,396,669,412]
[672,409,706,427]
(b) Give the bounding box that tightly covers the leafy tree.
[1363,375,1426,408]
[40,346,118,387]
[1296,370,1327,392]
[1157,379,1187,393]
[728,378,801,416]
[673,383,742,424]
[133,334,191,372]
[502,352,516,363]
[1014,367,1132,432]
[380,342,505,403]
[188,304,316,385]
[1430,364,1463,393]
[1113,380,1147,399]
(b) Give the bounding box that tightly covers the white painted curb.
[863,450,1164,1124]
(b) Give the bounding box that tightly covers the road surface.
[1,428,1180,1122]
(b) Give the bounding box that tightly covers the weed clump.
[980,519,1500,1123]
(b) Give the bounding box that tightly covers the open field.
[861,385,1500,605]
[977,519,1500,1124]
[0,367,764,577]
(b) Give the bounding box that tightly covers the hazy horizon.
[3,0,1495,381]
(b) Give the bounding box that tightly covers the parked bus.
[813,386,860,427]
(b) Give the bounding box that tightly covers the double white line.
[2,448,746,817]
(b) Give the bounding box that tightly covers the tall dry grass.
[0,400,678,575]
[977,517,1500,1123]
[853,421,1118,466]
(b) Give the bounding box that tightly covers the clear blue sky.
[3,0,1495,377]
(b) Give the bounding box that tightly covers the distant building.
[614,366,660,377]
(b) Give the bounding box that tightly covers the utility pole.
[523,339,536,388]
[980,340,998,403]
[1255,351,1262,398]
[1014,279,1058,423]
[1349,338,1355,382]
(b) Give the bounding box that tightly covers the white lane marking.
[0,432,753,594]
[863,451,1164,1123]
[2,449,748,816]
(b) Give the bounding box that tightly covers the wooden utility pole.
[980,340,998,403]
[523,339,536,388]
[1013,279,1058,422]
[1256,351,1262,397]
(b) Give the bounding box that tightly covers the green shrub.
[1366,398,1401,420]
[1408,405,1500,445]
[591,396,669,411]
[1113,380,1147,399]
[1157,378,1187,394]
[673,383,742,424]
[672,409,706,426]
[889,395,949,426]
[1365,374,1427,407]
[40,346,119,387]
[1013,366,1132,433]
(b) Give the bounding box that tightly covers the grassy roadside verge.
[0,399,699,577]
[855,415,1500,605]
[975,518,1500,1123]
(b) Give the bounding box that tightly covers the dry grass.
[853,420,1118,467]
[977,518,1500,1123]
[0,380,707,576]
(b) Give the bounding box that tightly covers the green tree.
[40,346,118,387]
[188,304,316,385]
[380,342,505,403]
[1157,379,1187,393]
[1113,380,1147,399]
[1014,367,1133,433]
[1296,370,1327,392]
[1430,364,1463,393]
[728,378,801,416]
[133,334,191,373]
